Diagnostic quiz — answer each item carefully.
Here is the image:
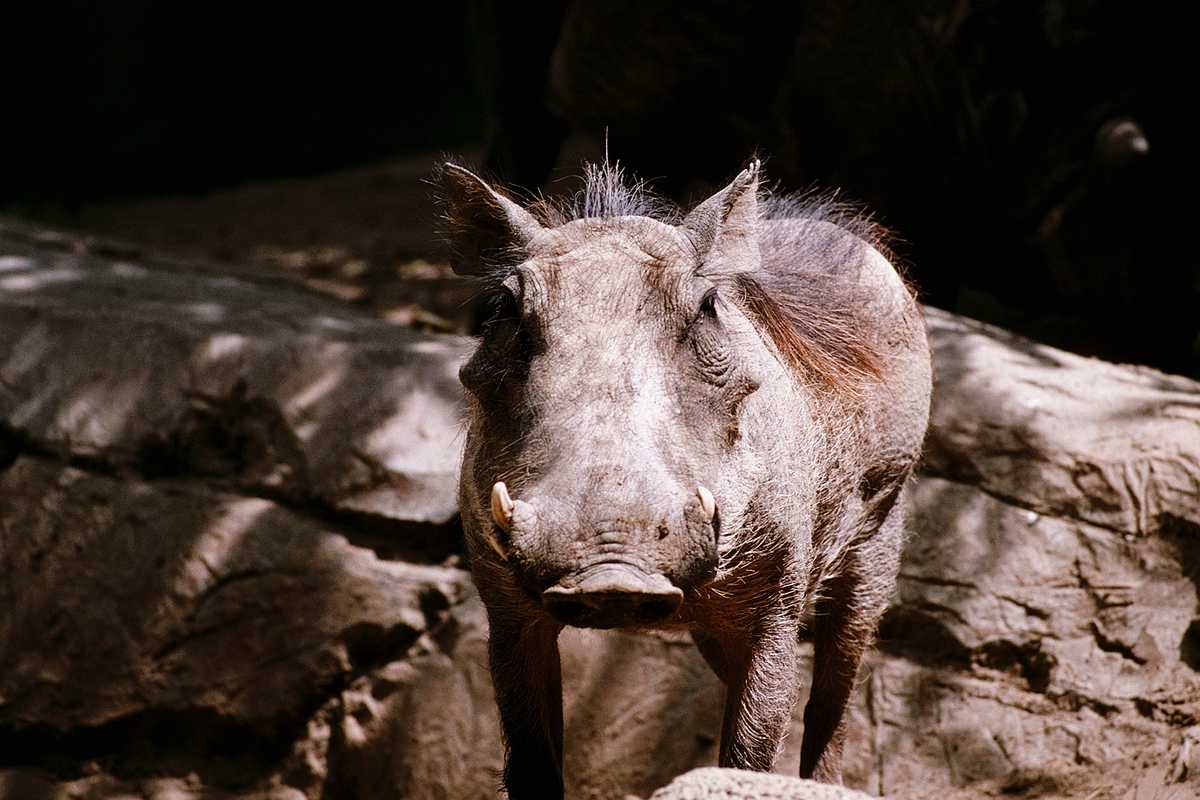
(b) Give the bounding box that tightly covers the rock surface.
[0,216,474,529]
[645,768,872,799]
[2,226,1199,799]
[922,306,1200,537]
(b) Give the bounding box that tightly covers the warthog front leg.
[712,623,803,771]
[487,612,564,799]
[800,500,904,782]
[797,576,865,784]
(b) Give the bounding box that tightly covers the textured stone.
[0,770,308,800]
[923,306,1200,537]
[0,458,469,736]
[646,768,872,799]
[318,599,504,800]
[0,229,473,527]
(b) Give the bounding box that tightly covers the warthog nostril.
[544,598,590,625]
[633,595,681,623]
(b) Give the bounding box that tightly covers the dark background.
[4,3,484,199]
[2,1,1190,376]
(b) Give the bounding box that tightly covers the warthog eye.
[485,285,521,327]
[479,284,536,367]
[697,287,720,322]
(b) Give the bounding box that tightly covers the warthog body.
[438,160,932,798]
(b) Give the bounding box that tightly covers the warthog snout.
[542,566,683,629]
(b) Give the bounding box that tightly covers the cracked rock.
[0,457,469,742]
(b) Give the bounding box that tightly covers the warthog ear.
[435,162,543,276]
[682,159,761,275]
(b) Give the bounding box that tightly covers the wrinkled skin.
[440,161,932,798]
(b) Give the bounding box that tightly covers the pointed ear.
[681,159,761,274]
[435,162,544,276]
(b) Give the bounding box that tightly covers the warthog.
[438,159,931,798]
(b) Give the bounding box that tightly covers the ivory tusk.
[485,481,515,560]
[491,481,515,532]
[697,485,716,522]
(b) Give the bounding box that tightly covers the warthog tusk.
[491,481,515,532]
[485,482,515,560]
[697,485,716,522]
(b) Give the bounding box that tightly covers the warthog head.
[440,160,834,628]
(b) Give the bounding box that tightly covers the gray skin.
[439,160,931,799]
